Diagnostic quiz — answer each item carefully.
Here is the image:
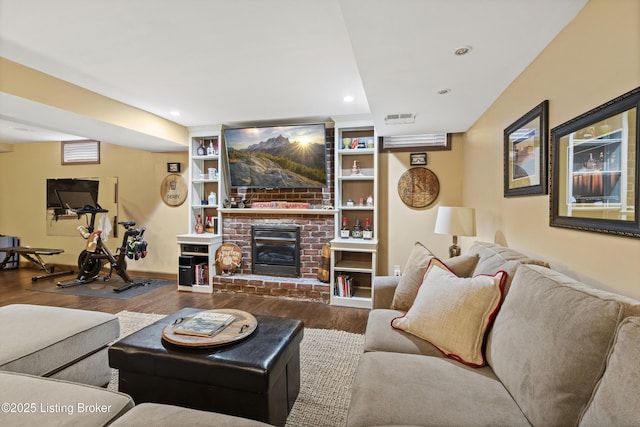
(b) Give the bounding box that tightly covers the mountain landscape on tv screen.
[228,134,326,188]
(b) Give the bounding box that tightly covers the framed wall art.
[410,153,427,166]
[503,100,549,196]
[167,162,181,173]
[550,87,640,238]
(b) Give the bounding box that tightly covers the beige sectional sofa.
[347,241,640,427]
[0,304,119,386]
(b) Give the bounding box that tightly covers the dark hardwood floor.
[0,266,369,334]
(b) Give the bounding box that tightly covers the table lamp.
[434,206,476,257]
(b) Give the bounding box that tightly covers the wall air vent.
[61,140,100,165]
[384,113,415,125]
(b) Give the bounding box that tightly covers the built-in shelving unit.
[176,126,225,293]
[330,119,378,308]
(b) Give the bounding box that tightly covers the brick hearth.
[214,273,329,303]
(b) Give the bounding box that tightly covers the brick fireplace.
[213,128,335,302]
[216,212,334,302]
[251,224,301,277]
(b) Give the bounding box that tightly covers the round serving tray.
[161,308,257,348]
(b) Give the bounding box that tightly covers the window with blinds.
[61,140,100,165]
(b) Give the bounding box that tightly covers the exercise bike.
[57,205,150,293]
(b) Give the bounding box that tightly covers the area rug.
[109,310,365,427]
[29,278,174,300]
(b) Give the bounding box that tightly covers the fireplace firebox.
[251,225,301,277]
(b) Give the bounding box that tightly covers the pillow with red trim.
[391,258,507,367]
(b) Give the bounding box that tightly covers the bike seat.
[118,221,136,227]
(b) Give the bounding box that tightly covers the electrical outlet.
[394,265,401,276]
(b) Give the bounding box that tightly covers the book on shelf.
[335,275,353,298]
[195,263,209,285]
[173,311,236,337]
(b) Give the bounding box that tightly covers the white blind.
[382,133,449,148]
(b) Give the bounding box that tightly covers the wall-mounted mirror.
[46,177,118,242]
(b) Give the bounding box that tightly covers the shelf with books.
[177,233,222,294]
[330,237,376,308]
[176,126,225,293]
[330,119,378,309]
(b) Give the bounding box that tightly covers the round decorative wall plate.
[160,174,187,207]
[397,167,440,208]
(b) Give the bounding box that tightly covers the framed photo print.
[167,162,181,173]
[504,100,549,197]
[550,87,640,238]
[410,153,427,166]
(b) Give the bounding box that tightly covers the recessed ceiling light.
[437,88,451,95]
[343,95,354,103]
[454,46,471,56]
[170,110,181,117]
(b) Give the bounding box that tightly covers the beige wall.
[379,133,465,275]
[462,0,640,298]
[0,141,189,275]
[1,0,638,298]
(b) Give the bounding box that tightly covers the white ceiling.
[0,0,588,151]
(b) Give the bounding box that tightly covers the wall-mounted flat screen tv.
[46,178,99,209]
[224,123,327,188]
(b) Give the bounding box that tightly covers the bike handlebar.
[70,206,109,215]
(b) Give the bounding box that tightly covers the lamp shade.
[434,207,476,237]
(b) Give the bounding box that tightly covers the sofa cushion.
[346,351,530,427]
[0,304,119,382]
[111,402,272,426]
[580,316,640,426]
[372,275,401,309]
[364,309,446,356]
[468,241,547,294]
[390,242,433,311]
[0,371,133,427]
[487,264,640,427]
[468,241,548,275]
[391,259,506,367]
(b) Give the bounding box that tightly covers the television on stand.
[223,123,327,189]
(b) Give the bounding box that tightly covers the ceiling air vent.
[385,113,415,125]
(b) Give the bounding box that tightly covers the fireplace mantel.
[220,208,337,215]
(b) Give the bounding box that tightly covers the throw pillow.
[390,242,433,311]
[442,253,480,278]
[391,258,507,367]
[391,249,480,311]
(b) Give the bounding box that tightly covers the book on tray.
[173,311,236,337]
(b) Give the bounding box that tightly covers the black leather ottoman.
[109,307,304,427]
